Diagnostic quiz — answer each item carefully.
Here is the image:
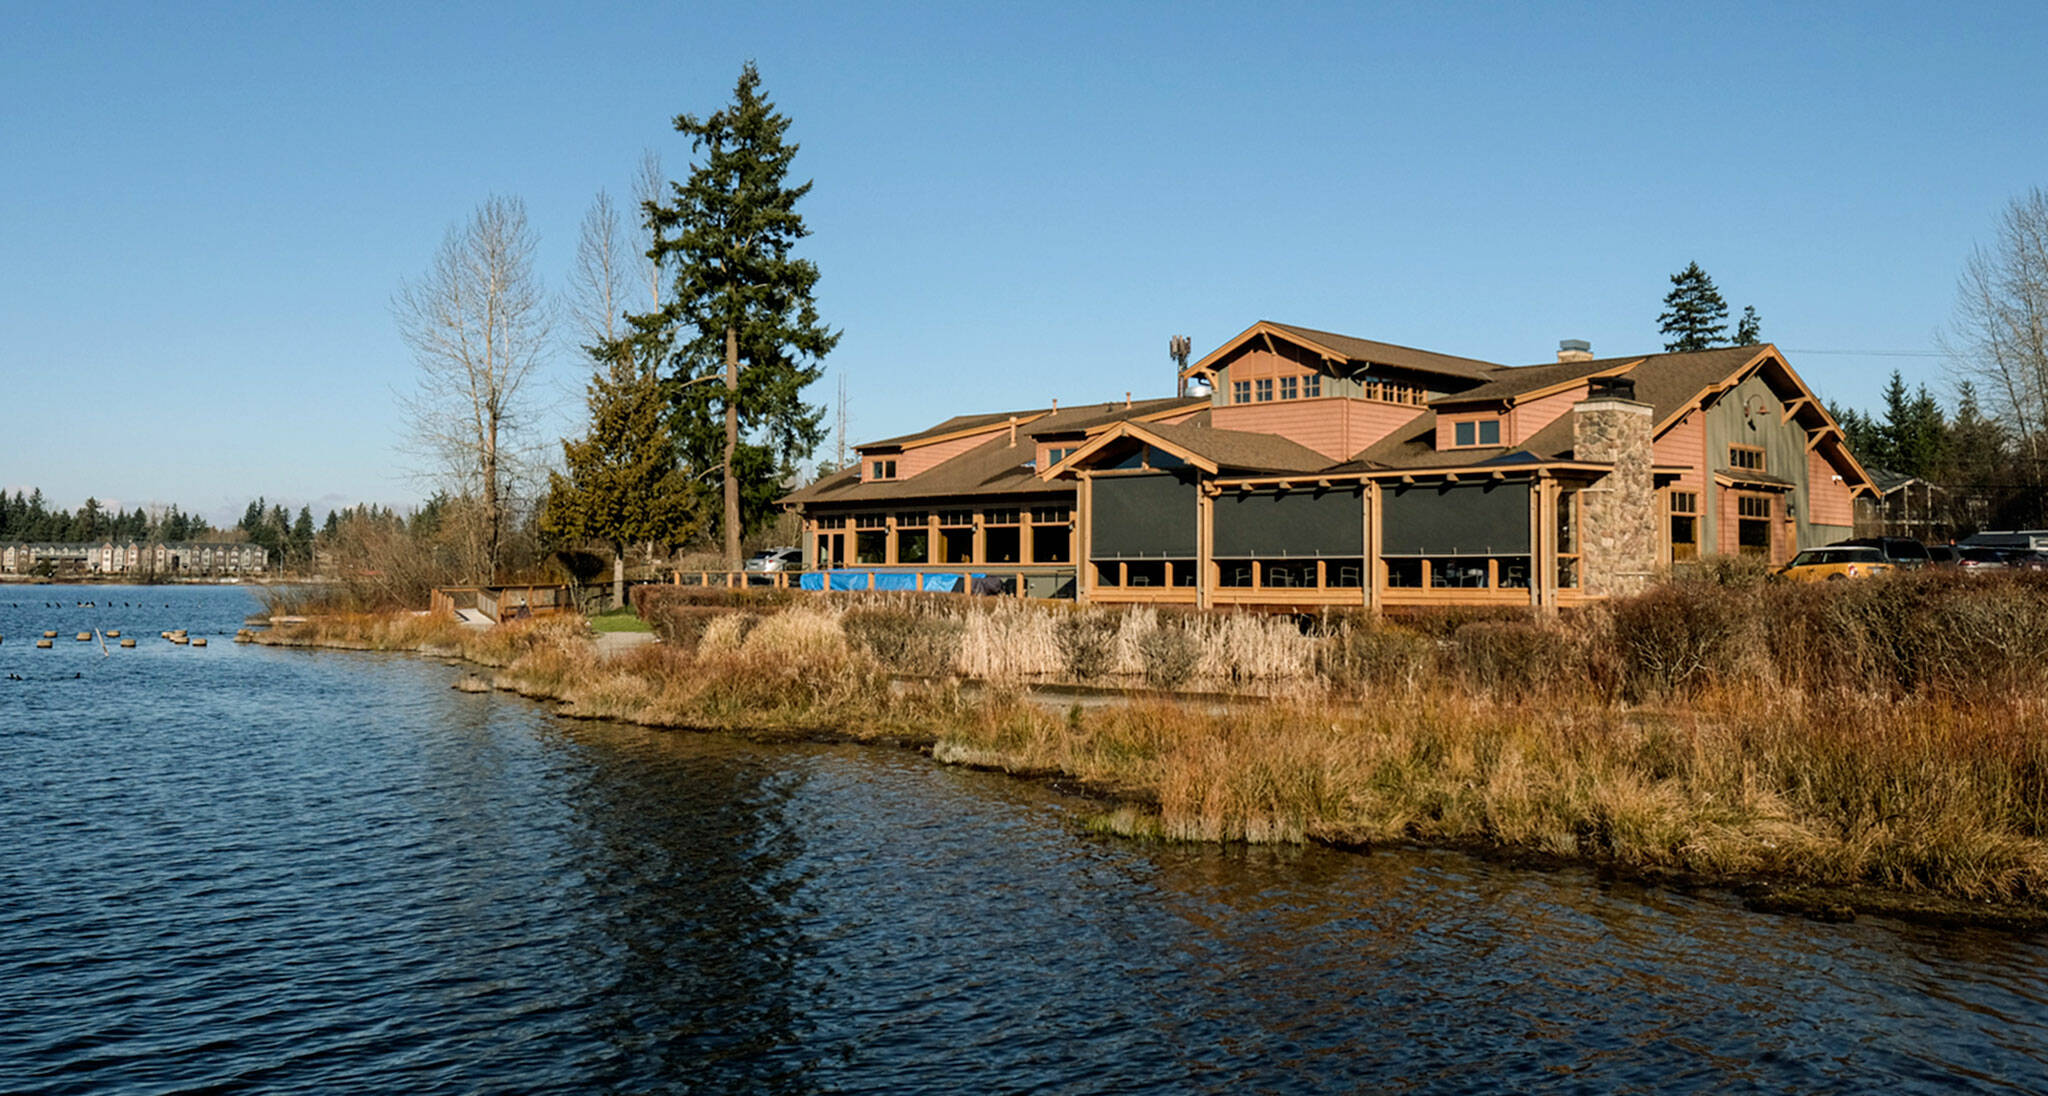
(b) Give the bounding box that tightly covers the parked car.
[1925,544,1957,567]
[1957,546,2017,573]
[1831,536,1931,568]
[743,546,803,573]
[2011,550,2048,572]
[1777,545,1895,582]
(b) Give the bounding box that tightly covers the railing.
[431,584,572,623]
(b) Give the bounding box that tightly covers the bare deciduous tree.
[393,195,551,582]
[633,149,664,309]
[1948,187,2048,474]
[570,189,630,350]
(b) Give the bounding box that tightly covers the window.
[1043,447,1072,467]
[815,515,846,529]
[1256,378,1274,402]
[1449,418,1501,448]
[1304,375,1321,398]
[1233,380,1251,404]
[1669,491,1699,562]
[1556,489,1580,588]
[869,458,897,480]
[853,514,887,528]
[1737,494,1773,556]
[1729,446,1764,472]
[1032,524,1070,563]
[1280,376,1298,400]
[1029,505,1070,523]
[938,510,973,527]
[985,527,1020,563]
[985,508,1019,525]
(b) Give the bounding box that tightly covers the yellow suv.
[1777,545,1895,582]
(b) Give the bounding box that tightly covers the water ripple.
[5,588,2048,1093]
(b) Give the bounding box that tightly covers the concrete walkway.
[593,630,659,656]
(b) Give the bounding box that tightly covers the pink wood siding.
[1806,447,1856,526]
[1342,400,1429,457]
[899,428,1003,478]
[1214,399,1350,459]
[1213,399,1426,461]
[1509,386,1587,445]
[1655,410,1706,472]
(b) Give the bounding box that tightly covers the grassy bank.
[259,571,2048,923]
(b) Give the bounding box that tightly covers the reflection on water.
[2,587,2047,1093]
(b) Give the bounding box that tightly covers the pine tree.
[541,352,703,606]
[632,63,838,567]
[1734,305,1763,346]
[1659,262,1730,351]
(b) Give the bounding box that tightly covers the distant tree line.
[0,489,215,543]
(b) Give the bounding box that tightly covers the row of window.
[1088,556,1573,592]
[1231,374,1324,404]
[825,526,1073,567]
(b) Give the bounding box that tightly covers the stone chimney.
[1557,339,1593,363]
[1572,384,1655,598]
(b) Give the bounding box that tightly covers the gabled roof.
[1041,419,1334,479]
[784,397,1210,507]
[1427,356,1641,408]
[1184,321,1501,385]
[858,396,1204,451]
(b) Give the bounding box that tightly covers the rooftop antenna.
[1170,334,1192,397]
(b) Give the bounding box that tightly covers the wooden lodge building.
[781,322,1875,608]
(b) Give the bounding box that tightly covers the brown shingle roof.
[784,397,1210,507]
[1134,421,1335,474]
[1352,346,1768,469]
[1426,356,1637,407]
[858,396,1205,450]
[1264,322,1501,382]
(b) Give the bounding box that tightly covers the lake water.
[3,584,2047,1093]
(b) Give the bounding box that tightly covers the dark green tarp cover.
[1214,488,1363,557]
[1091,472,1197,558]
[1381,481,1530,556]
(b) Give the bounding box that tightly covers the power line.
[1781,348,1947,358]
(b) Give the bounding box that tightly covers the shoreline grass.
[257,571,2048,927]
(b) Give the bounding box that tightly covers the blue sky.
[4,1,2043,524]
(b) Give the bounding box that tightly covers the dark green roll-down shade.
[1381,481,1530,555]
[1213,488,1363,557]
[1091,472,1197,558]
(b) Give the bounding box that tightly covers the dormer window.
[1233,380,1251,403]
[868,458,897,481]
[1255,378,1274,402]
[1280,377,1297,400]
[1446,417,1502,448]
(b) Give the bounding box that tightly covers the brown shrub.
[843,605,964,677]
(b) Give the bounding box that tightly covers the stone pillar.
[1572,395,1656,598]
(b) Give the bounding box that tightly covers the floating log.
[105,630,120,639]
[43,631,57,639]
[171,636,189,646]
[75,633,91,642]
[119,638,136,648]
[36,639,52,648]
[191,638,207,648]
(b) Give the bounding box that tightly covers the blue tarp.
[797,571,979,593]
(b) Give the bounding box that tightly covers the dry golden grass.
[261,574,2048,909]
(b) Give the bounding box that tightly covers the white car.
[744,546,803,573]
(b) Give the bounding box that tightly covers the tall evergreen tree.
[633,62,838,567]
[1734,304,1763,346]
[1659,262,1730,351]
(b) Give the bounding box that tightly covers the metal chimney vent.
[1587,376,1636,401]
